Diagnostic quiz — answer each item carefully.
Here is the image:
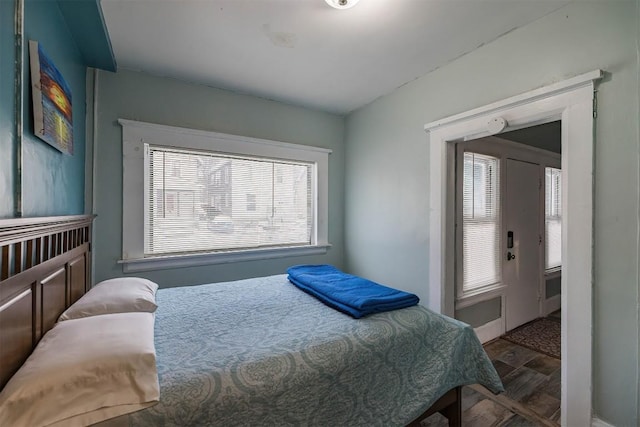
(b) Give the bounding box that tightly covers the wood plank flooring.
[421,337,561,426]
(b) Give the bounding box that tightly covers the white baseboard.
[592,417,615,427]
[474,317,504,343]
[545,294,561,316]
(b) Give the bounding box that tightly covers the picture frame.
[28,40,73,155]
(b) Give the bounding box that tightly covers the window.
[120,119,331,272]
[461,152,501,295]
[545,167,562,270]
[147,146,312,256]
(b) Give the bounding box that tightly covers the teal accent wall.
[0,0,16,218]
[56,0,116,72]
[92,69,345,287]
[344,2,638,424]
[21,0,87,216]
[0,0,112,219]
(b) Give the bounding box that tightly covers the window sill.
[118,244,331,273]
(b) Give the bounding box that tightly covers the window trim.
[119,119,331,273]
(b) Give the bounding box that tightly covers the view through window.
[145,145,313,256]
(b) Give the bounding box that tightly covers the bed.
[0,216,503,426]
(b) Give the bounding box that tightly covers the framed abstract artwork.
[28,40,73,155]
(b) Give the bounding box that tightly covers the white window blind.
[545,167,562,270]
[462,152,501,293]
[145,145,313,256]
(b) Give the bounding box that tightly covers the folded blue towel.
[287,264,419,318]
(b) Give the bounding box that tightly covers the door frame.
[424,70,602,427]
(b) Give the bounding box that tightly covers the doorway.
[453,128,563,424]
[424,70,602,426]
[455,133,560,334]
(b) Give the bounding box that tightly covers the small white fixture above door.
[324,0,360,9]
[488,117,508,134]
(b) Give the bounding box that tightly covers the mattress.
[118,274,503,426]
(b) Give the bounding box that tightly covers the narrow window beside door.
[462,152,501,295]
[545,167,562,270]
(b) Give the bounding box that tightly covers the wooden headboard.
[0,215,94,390]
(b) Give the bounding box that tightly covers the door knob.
[507,251,516,261]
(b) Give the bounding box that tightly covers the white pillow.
[59,277,158,321]
[0,312,159,427]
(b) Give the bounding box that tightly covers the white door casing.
[424,70,602,427]
[504,158,541,330]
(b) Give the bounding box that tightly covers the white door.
[504,158,541,330]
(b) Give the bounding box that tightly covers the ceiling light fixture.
[325,0,360,10]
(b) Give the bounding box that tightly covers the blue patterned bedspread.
[126,275,503,426]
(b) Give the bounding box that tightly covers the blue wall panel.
[0,0,16,218]
[21,0,86,216]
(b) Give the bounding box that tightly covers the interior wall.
[0,0,16,218]
[637,0,640,420]
[20,0,87,216]
[456,298,501,328]
[546,275,561,299]
[1,0,112,220]
[91,69,345,288]
[0,0,88,218]
[344,1,639,425]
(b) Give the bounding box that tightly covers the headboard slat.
[13,242,22,275]
[35,237,42,265]
[25,239,33,270]
[43,235,50,262]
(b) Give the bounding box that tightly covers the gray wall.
[344,1,638,425]
[92,69,345,287]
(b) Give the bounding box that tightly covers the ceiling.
[100,0,571,115]
[501,121,561,153]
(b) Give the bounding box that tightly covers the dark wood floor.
[422,313,562,426]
